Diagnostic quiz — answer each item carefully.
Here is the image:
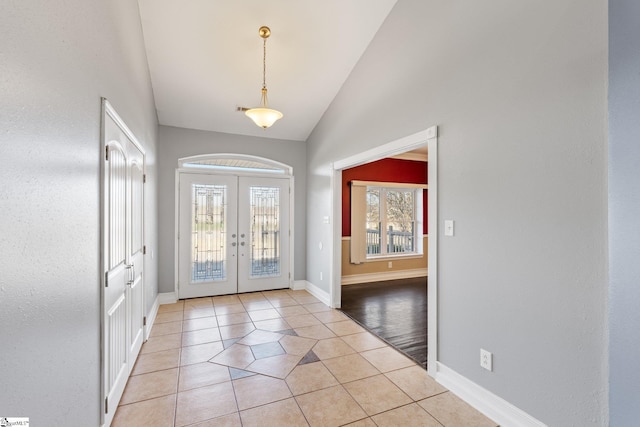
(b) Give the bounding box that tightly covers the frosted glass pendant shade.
[245,107,283,129]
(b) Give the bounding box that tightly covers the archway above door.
[179,153,293,175]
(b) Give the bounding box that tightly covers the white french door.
[178,174,238,297]
[178,173,290,299]
[237,176,291,293]
[102,101,145,427]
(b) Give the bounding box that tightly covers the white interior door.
[238,176,290,292]
[102,102,145,427]
[128,154,145,366]
[103,140,128,427]
[178,174,238,298]
[178,173,290,298]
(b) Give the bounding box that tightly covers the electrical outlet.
[480,349,493,371]
[320,271,323,281]
[388,261,393,269]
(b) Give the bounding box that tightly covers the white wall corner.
[297,280,331,307]
[292,280,307,291]
[435,362,547,427]
[158,291,178,305]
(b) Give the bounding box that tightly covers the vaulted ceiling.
[137,0,398,141]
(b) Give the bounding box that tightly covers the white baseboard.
[341,268,428,285]
[158,291,178,305]
[294,280,331,306]
[144,295,160,341]
[435,362,547,427]
[292,280,307,291]
[144,292,178,341]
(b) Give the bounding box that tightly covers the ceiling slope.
[138,0,397,141]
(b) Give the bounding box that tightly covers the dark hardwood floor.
[340,277,427,369]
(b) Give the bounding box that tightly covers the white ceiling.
[137,0,398,142]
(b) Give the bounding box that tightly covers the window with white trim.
[350,181,426,264]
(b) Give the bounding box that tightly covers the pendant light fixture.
[244,26,283,129]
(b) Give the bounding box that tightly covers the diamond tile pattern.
[113,289,498,427]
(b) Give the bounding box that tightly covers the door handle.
[126,263,134,285]
[240,242,245,246]
[232,242,237,247]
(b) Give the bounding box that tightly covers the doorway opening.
[174,154,294,300]
[330,127,438,373]
[339,150,428,368]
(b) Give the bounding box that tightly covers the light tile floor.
[113,289,498,427]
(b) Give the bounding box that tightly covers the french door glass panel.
[249,185,280,278]
[191,183,228,282]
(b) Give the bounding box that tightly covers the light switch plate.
[444,220,454,236]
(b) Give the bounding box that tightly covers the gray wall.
[306,0,608,425]
[157,125,307,294]
[609,0,640,424]
[0,0,158,424]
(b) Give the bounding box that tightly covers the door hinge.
[143,245,147,255]
[289,272,291,279]
[105,397,108,414]
[104,271,108,288]
[105,145,109,161]
[143,316,147,326]
[143,174,147,183]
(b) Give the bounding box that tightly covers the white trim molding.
[426,127,438,374]
[294,280,331,306]
[341,268,427,285]
[333,129,431,170]
[435,363,547,427]
[158,292,178,305]
[292,280,307,291]
[144,296,160,341]
[144,292,178,340]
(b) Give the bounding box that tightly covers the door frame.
[174,155,295,298]
[100,99,146,426]
[329,126,438,374]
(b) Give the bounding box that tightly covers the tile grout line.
[281,361,312,427]
[227,367,243,425]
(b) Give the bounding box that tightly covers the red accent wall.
[342,158,427,236]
